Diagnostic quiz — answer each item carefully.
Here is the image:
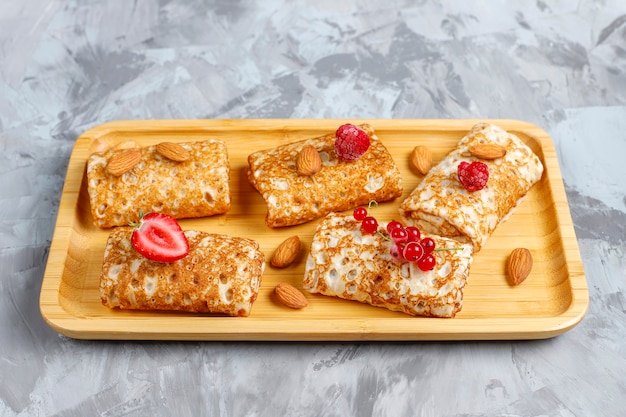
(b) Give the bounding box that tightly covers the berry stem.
[128,209,146,228]
[367,199,378,213]
[434,247,464,252]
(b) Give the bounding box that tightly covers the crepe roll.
[87,139,230,228]
[100,228,265,317]
[246,124,403,228]
[399,123,544,252]
[303,213,473,318]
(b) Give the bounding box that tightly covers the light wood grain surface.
[40,119,588,340]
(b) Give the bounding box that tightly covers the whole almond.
[106,149,142,176]
[506,248,533,285]
[296,145,322,176]
[410,146,433,175]
[469,143,507,160]
[270,235,301,268]
[274,283,308,309]
[156,142,191,162]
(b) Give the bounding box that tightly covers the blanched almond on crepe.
[87,139,230,228]
[100,228,264,317]
[303,213,473,318]
[399,123,544,252]
[246,124,403,228]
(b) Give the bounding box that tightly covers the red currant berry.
[405,226,421,242]
[403,241,424,262]
[417,253,436,271]
[389,244,404,261]
[353,207,368,221]
[361,216,378,233]
[420,237,436,254]
[386,220,404,234]
[390,227,408,244]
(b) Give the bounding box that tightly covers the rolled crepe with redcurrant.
[246,124,403,228]
[100,228,265,317]
[303,213,474,318]
[399,123,544,252]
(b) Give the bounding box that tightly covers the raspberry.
[334,124,370,161]
[457,161,489,192]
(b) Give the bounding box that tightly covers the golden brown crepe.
[100,228,265,317]
[303,213,474,318]
[87,139,230,228]
[400,123,544,252]
[246,124,403,227]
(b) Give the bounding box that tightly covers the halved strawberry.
[130,212,189,262]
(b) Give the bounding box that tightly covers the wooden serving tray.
[40,119,588,340]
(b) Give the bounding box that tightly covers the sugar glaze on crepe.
[303,213,473,318]
[399,123,544,252]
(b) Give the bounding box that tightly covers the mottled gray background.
[2,1,625,416]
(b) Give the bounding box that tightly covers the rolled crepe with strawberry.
[303,213,474,318]
[99,213,265,317]
[246,124,403,228]
[399,123,544,252]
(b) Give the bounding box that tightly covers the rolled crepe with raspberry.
[100,228,265,317]
[303,213,474,318]
[87,139,230,228]
[399,123,544,252]
[246,124,403,228]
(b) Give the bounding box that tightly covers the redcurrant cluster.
[386,221,437,271]
[352,205,438,272]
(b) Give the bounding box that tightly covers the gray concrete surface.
[1,1,625,416]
